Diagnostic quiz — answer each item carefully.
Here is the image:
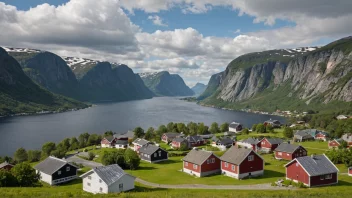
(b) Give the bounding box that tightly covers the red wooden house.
[100,136,117,148]
[274,143,307,160]
[348,167,352,176]
[0,161,14,171]
[161,132,180,143]
[220,146,264,179]
[171,137,189,149]
[186,136,205,148]
[285,154,339,187]
[259,138,283,153]
[328,139,342,149]
[182,149,221,177]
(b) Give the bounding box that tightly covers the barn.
[182,149,221,177]
[285,154,339,187]
[274,143,307,160]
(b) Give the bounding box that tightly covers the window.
[287,153,289,156]
[296,163,299,167]
[100,187,103,192]
[119,183,123,191]
[303,151,307,155]
[88,176,91,180]
[262,141,265,145]
[154,153,157,157]
[325,174,332,179]
[320,175,325,180]
[278,152,282,156]
[232,165,235,171]
[99,179,102,183]
[87,182,91,186]
[185,162,188,166]
[248,155,254,161]
[66,166,70,172]
[207,159,210,164]
[225,162,228,167]
[211,158,215,163]
[193,164,198,169]
[58,170,61,175]
[158,151,161,156]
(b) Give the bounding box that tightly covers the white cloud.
[148,15,168,26]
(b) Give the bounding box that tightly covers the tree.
[0,170,18,187]
[220,122,229,132]
[252,124,258,132]
[70,137,79,150]
[242,128,250,135]
[209,122,220,134]
[283,127,294,138]
[88,134,101,146]
[78,133,90,148]
[167,122,176,132]
[50,148,66,159]
[187,122,198,135]
[27,150,41,162]
[14,148,28,163]
[256,124,265,133]
[179,143,189,151]
[88,152,96,161]
[133,127,145,139]
[11,162,41,187]
[124,149,140,170]
[266,125,274,133]
[104,131,114,137]
[144,127,155,140]
[339,140,348,149]
[101,150,126,167]
[177,123,186,133]
[197,122,208,135]
[60,138,71,151]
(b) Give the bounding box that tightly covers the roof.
[34,156,76,175]
[186,136,203,142]
[0,161,13,169]
[265,119,281,124]
[265,138,284,145]
[163,132,180,138]
[119,131,134,139]
[211,136,219,142]
[294,130,315,138]
[132,138,150,146]
[115,139,128,145]
[229,122,241,128]
[220,146,254,165]
[139,144,165,155]
[219,137,234,145]
[104,136,115,142]
[81,164,135,186]
[182,149,215,165]
[275,143,303,153]
[286,155,339,176]
[342,133,352,142]
[173,137,187,143]
[239,137,259,145]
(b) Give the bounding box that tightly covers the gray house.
[294,130,315,142]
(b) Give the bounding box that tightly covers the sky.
[0,0,351,87]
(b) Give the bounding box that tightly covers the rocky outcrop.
[198,71,225,100]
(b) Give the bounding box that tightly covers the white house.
[80,164,135,194]
[228,122,243,133]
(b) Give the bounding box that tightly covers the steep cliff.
[139,71,194,96]
[79,62,154,102]
[200,37,352,112]
[191,83,207,96]
[0,47,88,116]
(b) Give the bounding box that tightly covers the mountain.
[191,83,207,96]
[199,37,352,113]
[79,62,154,102]
[0,47,88,116]
[139,71,194,96]
[4,47,154,103]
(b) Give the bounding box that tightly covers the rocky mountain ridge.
[191,83,207,96]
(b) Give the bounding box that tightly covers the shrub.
[282,179,292,186]
[87,152,95,161]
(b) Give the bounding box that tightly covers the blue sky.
[0,0,350,86]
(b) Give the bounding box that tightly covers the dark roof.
[211,136,219,142]
[294,130,315,139]
[265,120,280,124]
[219,137,234,145]
[104,136,115,142]
[35,156,75,175]
[239,137,259,145]
[118,131,134,139]
[265,138,284,145]
[163,132,180,138]
[287,155,339,176]
[132,138,150,146]
[275,143,302,153]
[173,137,187,143]
[139,144,165,155]
[186,136,203,142]
[182,149,215,165]
[81,164,134,186]
[220,146,253,165]
[229,122,241,128]
[0,161,13,169]
[115,139,128,145]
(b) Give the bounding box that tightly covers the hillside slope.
[0,47,88,116]
[200,37,352,113]
[191,83,207,96]
[139,71,194,96]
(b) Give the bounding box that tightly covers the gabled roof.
[80,164,135,186]
[264,138,284,145]
[132,138,150,146]
[220,146,255,165]
[173,137,187,143]
[342,133,352,142]
[294,130,315,138]
[211,136,219,142]
[219,137,234,145]
[285,155,339,176]
[139,144,166,155]
[330,139,342,144]
[275,143,304,153]
[186,136,203,142]
[182,149,216,165]
[264,119,281,124]
[104,136,116,142]
[34,156,77,175]
[229,122,242,128]
[163,132,180,138]
[0,161,13,169]
[118,131,134,139]
[238,137,259,145]
[115,139,128,145]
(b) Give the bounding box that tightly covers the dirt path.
[135,178,295,190]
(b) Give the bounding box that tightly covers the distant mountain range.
[191,83,207,96]
[198,37,352,113]
[139,71,194,96]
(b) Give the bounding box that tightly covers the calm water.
[0,97,285,156]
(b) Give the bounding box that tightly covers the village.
[1,117,352,196]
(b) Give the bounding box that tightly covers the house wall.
[221,161,238,174]
[189,141,205,147]
[83,172,109,194]
[101,139,112,148]
[161,134,168,143]
[172,141,180,148]
[52,164,77,181]
[348,168,352,176]
[200,154,221,173]
[275,148,307,160]
[315,133,327,140]
[183,161,201,176]
[108,174,135,193]
[38,171,52,185]
[286,161,310,185]
[310,173,338,187]
[239,151,263,174]
[0,165,13,171]
[115,144,127,149]
[328,140,340,149]
[150,148,168,163]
